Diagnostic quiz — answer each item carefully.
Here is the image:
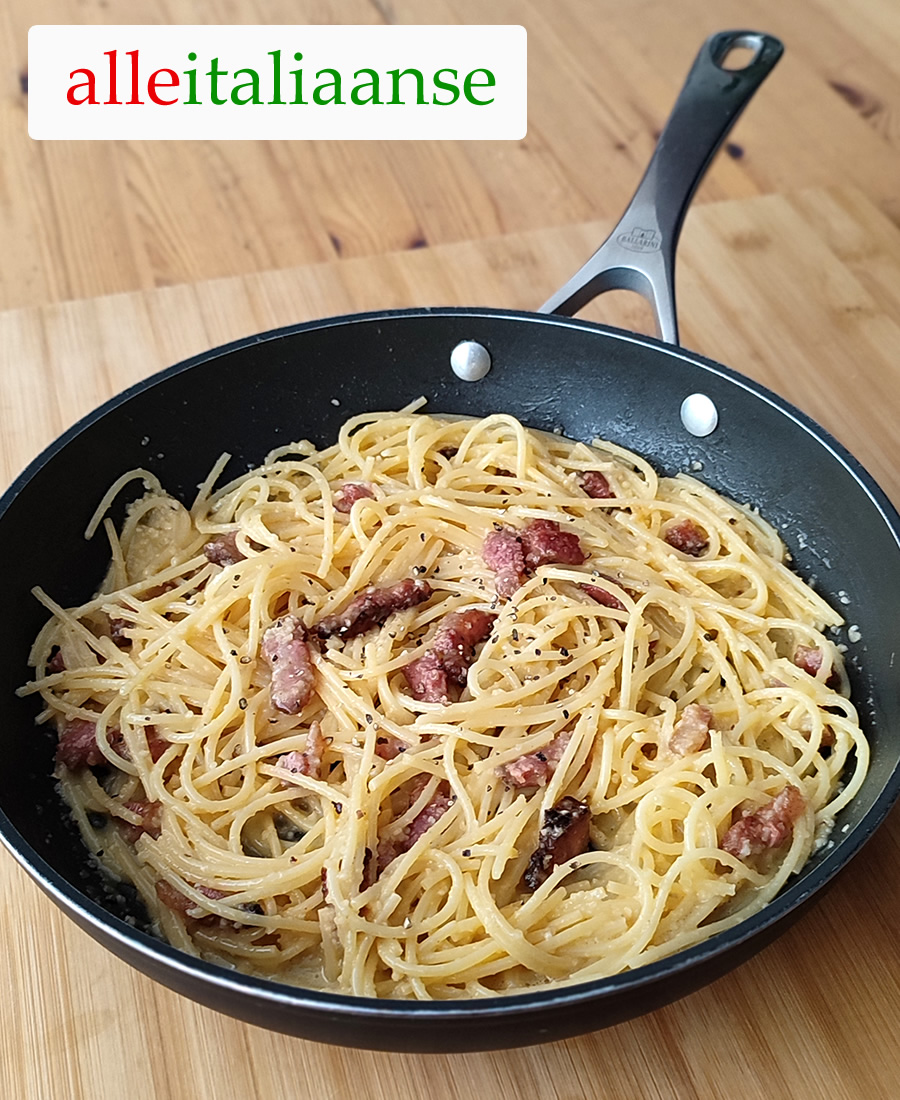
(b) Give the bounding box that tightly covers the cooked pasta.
[20,408,866,999]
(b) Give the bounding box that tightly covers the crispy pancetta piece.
[483,520,586,599]
[118,800,162,844]
[333,482,376,513]
[377,780,453,872]
[580,470,614,499]
[582,582,627,613]
[276,721,327,782]
[520,519,586,570]
[317,578,431,640]
[482,527,527,599]
[663,518,709,557]
[403,609,496,703]
[670,703,713,756]
[262,615,315,714]
[497,731,571,788]
[721,786,806,860]
[203,531,246,567]
[523,796,591,890]
[156,880,230,921]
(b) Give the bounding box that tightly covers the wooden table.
[3,3,900,1097]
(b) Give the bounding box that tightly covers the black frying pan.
[2,32,899,1053]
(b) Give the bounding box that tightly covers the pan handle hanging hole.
[716,34,764,71]
[450,340,491,382]
[681,393,718,437]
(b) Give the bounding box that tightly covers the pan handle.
[539,30,784,345]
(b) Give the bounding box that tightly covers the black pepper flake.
[365,714,373,725]
[420,533,426,541]
[239,698,248,710]
[462,848,471,857]
[560,647,570,657]
[234,575,241,581]
[240,656,251,664]
[415,565,427,575]
[535,648,542,656]
[512,629,519,642]
[87,812,107,829]
[334,803,343,814]
[230,649,238,656]
[563,710,570,719]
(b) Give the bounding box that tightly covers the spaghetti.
[20,409,866,998]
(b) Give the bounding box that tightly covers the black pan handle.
[539,30,784,345]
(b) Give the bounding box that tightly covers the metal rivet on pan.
[450,340,491,382]
[680,393,719,437]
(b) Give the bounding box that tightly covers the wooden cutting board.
[2,185,899,1100]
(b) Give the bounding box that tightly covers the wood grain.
[2,184,899,1100]
[5,0,900,311]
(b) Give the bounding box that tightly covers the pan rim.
[0,777,895,1023]
[3,305,899,543]
[2,304,899,1027]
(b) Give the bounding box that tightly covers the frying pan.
[2,30,899,1054]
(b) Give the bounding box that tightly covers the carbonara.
[20,408,866,999]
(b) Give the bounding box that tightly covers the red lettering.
[103,50,121,105]
[147,69,180,105]
[67,68,97,105]
[126,50,143,105]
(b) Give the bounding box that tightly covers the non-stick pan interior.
[2,308,899,1047]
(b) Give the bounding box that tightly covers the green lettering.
[207,57,228,105]
[463,68,495,106]
[313,68,345,105]
[388,67,426,105]
[268,50,285,105]
[432,68,460,106]
[184,52,200,105]
[351,68,382,105]
[231,68,261,105]
[290,53,307,104]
